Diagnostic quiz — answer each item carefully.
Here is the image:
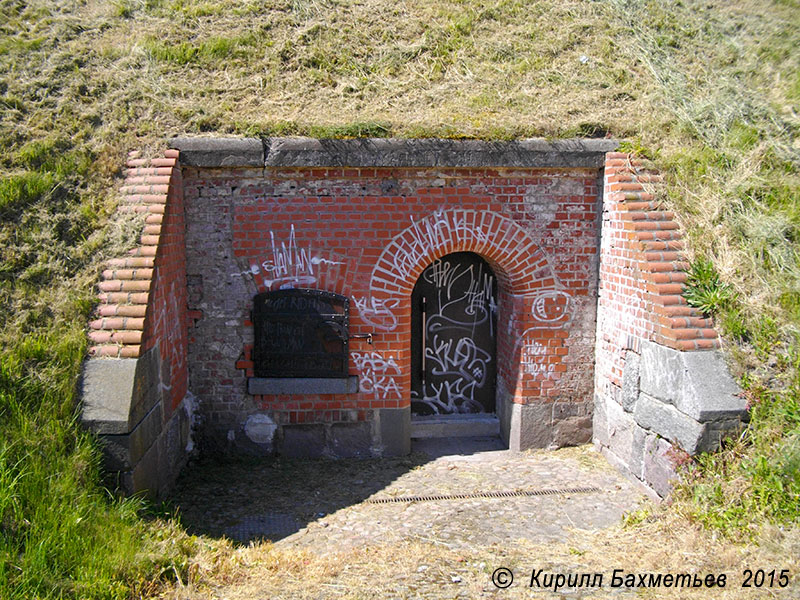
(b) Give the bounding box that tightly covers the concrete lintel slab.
[169,137,264,167]
[168,136,618,168]
[265,137,618,168]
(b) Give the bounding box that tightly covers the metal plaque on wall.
[252,289,349,378]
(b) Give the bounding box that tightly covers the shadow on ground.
[168,436,505,545]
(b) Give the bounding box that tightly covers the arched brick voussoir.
[369,208,558,297]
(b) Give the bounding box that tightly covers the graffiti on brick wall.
[507,310,517,337]
[528,289,572,327]
[426,255,497,331]
[151,277,187,406]
[370,209,498,296]
[522,340,555,380]
[232,224,344,287]
[352,296,400,331]
[397,210,491,279]
[516,289,572,381]
[352,351,401,399]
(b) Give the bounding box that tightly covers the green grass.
[142,33,256,65]
[0,0,798,595]
[0,329,197,599]
[683,258,733,317]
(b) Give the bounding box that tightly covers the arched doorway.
[410,252,498,416]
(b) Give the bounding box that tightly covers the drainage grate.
[223,512,302,542]
[365,486,601,504]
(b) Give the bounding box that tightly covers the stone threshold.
[411,413,500,439]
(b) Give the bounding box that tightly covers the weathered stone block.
[281,425,326,458]
[377,407,411,456]
[81,358,138,435]
[131,347,161,426]
[643,434,678,498]
[621,350,640,412]
[552,401,590,420]
[81,348,161,435]
[98,401,163,471]
[157,406,186,495]
[630,425,647,479]
[552,416,592,447]
[129,436,160,499]
[592,392,611,448]
[633,392,706,454]
[507,403,552,451]
[640,341,745,422]
[639,342,683,405]
[328,423,372,458]
[700,417,746,453]
[604,398,637,467]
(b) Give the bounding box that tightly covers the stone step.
[411,414,500,439]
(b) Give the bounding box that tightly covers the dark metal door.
[411,252,497,415]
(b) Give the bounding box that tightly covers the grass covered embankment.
[0,0,798,597]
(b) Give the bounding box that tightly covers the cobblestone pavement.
[171,439,647,553]
[166,442,800,600]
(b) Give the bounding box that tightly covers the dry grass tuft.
[158,516,800,599]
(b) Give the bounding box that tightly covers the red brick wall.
[595,152,719,394]
[90,149,189,415]
[140,158,188,413]
[183,166,602,431]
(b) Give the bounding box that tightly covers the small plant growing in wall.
[683,258,732,317]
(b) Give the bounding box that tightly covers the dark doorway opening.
[410,252,498,416]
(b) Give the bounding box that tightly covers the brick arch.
[369,209,558,297]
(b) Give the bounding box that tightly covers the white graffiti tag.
[515,289,572,346]
[352,352,401,400]
[424,258,497,336]
[412,255,497,415]
[352,296,400,331]
[370,209,546,297]
[231,224,343,287]
[415,337,491,414]
[512,289,573,382]
[522,340,555,380]
[529,290,572,326]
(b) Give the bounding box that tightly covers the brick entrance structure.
[81,138,746,498]
[180,140,604,457]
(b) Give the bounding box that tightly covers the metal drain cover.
[365,486,601,504]
[223,512,301,542]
